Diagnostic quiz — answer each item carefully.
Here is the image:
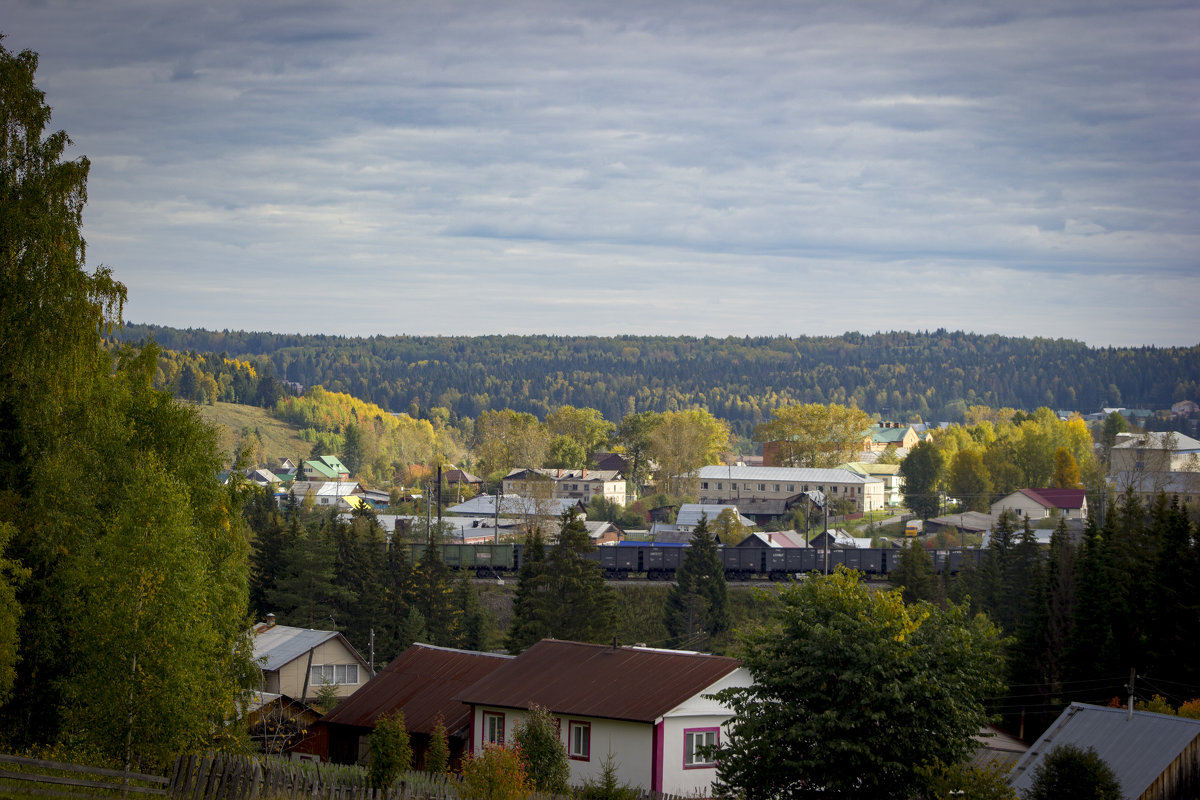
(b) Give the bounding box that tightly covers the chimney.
[582,468,587,478]
[265,613,276,628]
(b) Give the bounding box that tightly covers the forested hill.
[115,324,1200,435]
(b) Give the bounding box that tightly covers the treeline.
[246,493,487,664]
[894,492,1200,738]
[114,325,1200,435]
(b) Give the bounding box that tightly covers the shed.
[1008,702,1200,799]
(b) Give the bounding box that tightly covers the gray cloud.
[4,0,1197,346]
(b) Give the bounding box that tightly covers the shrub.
[368,711,412,789]
[426,714,450,774]
[461,743,531,800]
[1027,743,1122,800]
[514,705,569,793]
[577,753,641,800]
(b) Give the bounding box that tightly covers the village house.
[251,615,371,703]
[502,468,629,506]
[317,644,513,769]
[989,488,1088,522]
[457,639,752,796]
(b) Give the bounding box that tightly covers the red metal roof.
[321,644,513,734]
[1021,488,1086,509]
[457,639,742,724]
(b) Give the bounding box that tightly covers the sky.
[5,1,1198,347]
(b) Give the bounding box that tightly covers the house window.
[568,720,590,761]
[684,727,719,768]
[310,664,359,685]
[483,711,505,745]
[787,484,794,492]
[773,484,780,492]
[758,484,766,491]
[701,482,709,490]
[716,482,722,490]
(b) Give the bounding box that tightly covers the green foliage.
[0,522,28,703]
[313,680,341,714]
[1026,743,1122,800]
[460,743,531,800]
[754,402,874,468]
[116,326,1200,441]
[514,705,569,793]
[648,409,729,495]
[368,711,413,789]
[273,386,453,486]
[506,512,616,651]
[948,449,992,512]
[891,538,938,604]
[426,715,450,774]
[664,514,730,648]
[900,441,945,519]
[713,568,1006,800]
[918,761,1018,800]
[577,753,641,800]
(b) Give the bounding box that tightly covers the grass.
[191,401,312,468]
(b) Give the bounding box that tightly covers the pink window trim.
[567,719,591,762]
[682,726,720,770]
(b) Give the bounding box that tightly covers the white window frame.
[568,720,590,761]
[684,727,719,768]
[483,711,505,745]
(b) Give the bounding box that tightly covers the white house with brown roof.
[989,488,1088,521]
[457,639,752,796]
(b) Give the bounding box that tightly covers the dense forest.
[114,324,1200,435]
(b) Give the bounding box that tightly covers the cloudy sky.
[6,1,1197,346]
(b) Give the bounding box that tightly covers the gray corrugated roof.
[253,625,340,671]
[1008,702,1200,799]
[696,465,880,484]
[676,504,754,528]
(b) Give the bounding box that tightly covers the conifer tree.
[410,522,461,647]
[664,514,729,647]
[506,529,551,653]
[543,510,616,644]
[891,538,937,605]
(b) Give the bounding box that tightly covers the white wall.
[470,706,652,789]
[657,667,754,796]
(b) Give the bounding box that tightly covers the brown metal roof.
[456,639,742,724]
[321,644,513,734]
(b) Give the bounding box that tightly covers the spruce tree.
[890,539,937,605]
[544,510,616,644]
[506,529,551,652]
[664,514,729,647]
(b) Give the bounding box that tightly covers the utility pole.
[1127,668,1137,721]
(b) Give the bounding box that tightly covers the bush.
[426,714,450,774]
[368,711,412,789]
[1027,743,1122,800]
[577,753,641,800]
[460,743,531,800]
[514,705,569,793]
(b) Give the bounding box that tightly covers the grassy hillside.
[192,401,311,467]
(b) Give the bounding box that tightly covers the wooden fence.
[0,753,169,800]
[1,753,688,800]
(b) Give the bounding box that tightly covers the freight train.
[406,541,984,581]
